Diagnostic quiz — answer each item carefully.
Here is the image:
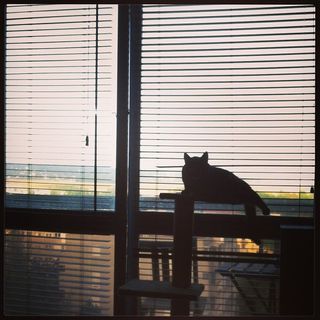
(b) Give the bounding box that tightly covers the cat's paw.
[263,207,270,215]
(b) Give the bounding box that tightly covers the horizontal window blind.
[4,229,114,316]
[139,4,315,217]
[6,4,118,210]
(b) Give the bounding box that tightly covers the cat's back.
[207,165,236,180]
[207,165,248,190]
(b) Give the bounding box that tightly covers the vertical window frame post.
[113,4,130,315]
[0,2,5,317]
[314,2,320,318]
[127,3,142,283]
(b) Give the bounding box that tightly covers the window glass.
[6,4,118,211]
[139,4,315,217]
[4,229,114,316]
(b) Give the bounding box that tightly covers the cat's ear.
[184,153,191,163]
[201,152,208,163]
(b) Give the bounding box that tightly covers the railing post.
[172,196,194,287]
[171,195,194,315]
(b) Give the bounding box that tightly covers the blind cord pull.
[85,135,89,146]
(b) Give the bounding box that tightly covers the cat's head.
[183,152,209,174]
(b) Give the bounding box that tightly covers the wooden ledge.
[118,279,204,300]
[159,192,251,205]
[159,192,187,200]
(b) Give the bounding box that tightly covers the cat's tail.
[262,206,270,215]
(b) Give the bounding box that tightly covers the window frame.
[0,1,319,319]
[127,0,317,251]
[1,3,130,316]
[126,1,319,318]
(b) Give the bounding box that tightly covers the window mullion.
[127,4,142,283]
[94,4,98,211]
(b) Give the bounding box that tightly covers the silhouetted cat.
[182,152,270,216]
